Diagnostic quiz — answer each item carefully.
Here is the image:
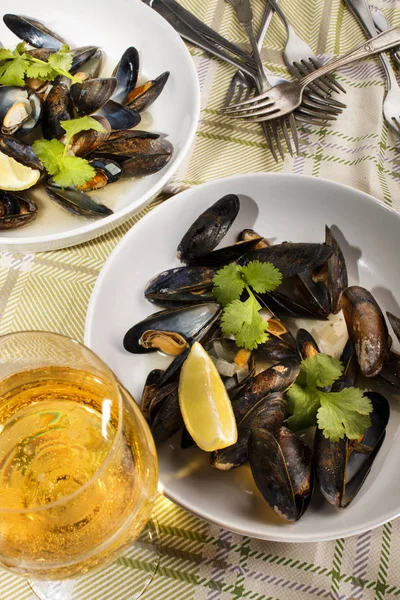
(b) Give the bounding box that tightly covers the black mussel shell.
[341,286,388,377]
[96,100,141,131]
[70,78,117,117]
[68,116,111,157]
[3,14,66,50]
[296,328,320,359]
[238,243,334,279]
[120,139,172,177]
[230,358,300,423]
[141,369,164,422]
[126,71,170,111]
[325,226,348,314]
[41,82,73,140]
[0,134,43,171]
[45,185,113,218]
[112,47,140,104]
[387,312,400,344]
[123,303,221,354]
[70,46,101,75]
[0,87,41,136]
[177,194,240,263]
[145,266,216,302]
[211,391,287,470]
[184,239,261,268]
[0,191,37,230]
[89,158,122,184]
[150,386,183,443]
[181,427,196,449]
[295,271,331,319]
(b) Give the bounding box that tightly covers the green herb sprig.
[287,353,373,442]
[212,261,282,350]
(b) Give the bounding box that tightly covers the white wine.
[0,366,157,579]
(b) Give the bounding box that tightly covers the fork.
[370,6,400,69]
[344,0,400,137]
[225,0,298,158]
[267,0,346,98]
[223,27,400,122]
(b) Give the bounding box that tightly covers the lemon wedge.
[0,151,40,191]
[178,342,238,452]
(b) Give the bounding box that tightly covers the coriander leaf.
[286,383,321,431]
[32,139,64,176]
[317,388,373,442]
[48,44,73,73]
[15,42,27,55]
[26,62,57,80]
[53,155,95,187]
[300,354,343,389]
[221,296,268,350]
[241,260,282,293]
[0,49,14,61]
[61,117,107,150]
[0,55,30,86]
[213,264,245,306]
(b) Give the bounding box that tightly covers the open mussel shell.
[341,286,388,377]
[0,191,38,230]
[211,391,287,470]
[238,243,334,279]
[315,392,389,508]
[0,87,41,136]
[68,116,111,157]
[77,158,122,192]
[123,302,221,354]
[126,71,170,112]
[96,100,141,131]
[248,426,312,521]
[41,82,73,140]
[254,297,297,360]
[70,46,101,75]
[184,238,262,268]
[120,139,172,177]
[112,47,139,104]
[45,185,113,218]
[145,266,216,306]
[325,226,348,314]
[150,384,183,444]
[93,129,159,157]
[0,133,43,170]
[296,328,320,359]
[70,78,117,117]
[238,228,269,247]
[3,14,66,50]
[262,288,329,321]
[141,369,164,422]
[177,194,240,263]
[295,270,331,319]
[230,358,300,423]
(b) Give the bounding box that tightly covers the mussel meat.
[0,87,41,135]
[126,71,169,112]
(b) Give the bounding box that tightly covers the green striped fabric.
[1,0,400,597]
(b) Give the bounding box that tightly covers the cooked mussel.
[96,100,141,131]
[231,358,300,422]
[205,338,255,396]
[0,133,42,171]
[70,46,102,75]
[150,383,183,444]
[70,78,117,117]
[123,302,221,354]
[248,426,313,521]
[183,238,262,268]
[211,391,287,470]
[238,243,334,279]
[41,82,73,140]
[126,71,169,111]
[120,138,172,177]
[68,116,111,157]
[141,369,164,421]
[341,286,388,377]
[254,298,297,360]
[0,87,41,135]
[45,185,113,218]
[145,266,216,306]
[78,158,122,191]
[112,47,139,105]
[325,226,348,314]
[3,14,66,50]
[0,190,37,230]
[387,312,400,344]
[177,195,240,263]
[315,391,389,508]
[296,328,320,359]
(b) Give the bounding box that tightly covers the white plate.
[0,0,199,252]
[85,173,400,543]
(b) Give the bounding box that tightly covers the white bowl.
[0,0,200,252]
[85,173,400,542]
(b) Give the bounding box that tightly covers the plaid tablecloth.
[1,0,400,598]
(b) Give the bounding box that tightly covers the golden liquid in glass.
[0,366,157,579]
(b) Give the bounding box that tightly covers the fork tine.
[304,91,347,109]
[260,121,279,162]
[232,84,245,106]
[296,105,338,121]
[301,97,343,115]
[271,120,285,160]
[280,117,293,156]
[292,60,332,97]
[309,57,346,94]
[299,60,334,96]
[288,113,299,153]
[222,88,272,110]
[243,86,253,102]
[222,80,238,109]
[235,106,282,121]
[295,113,328,125]
[389,117,400,136]
[224,97,275,115]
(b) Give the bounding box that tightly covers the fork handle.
[299,27,400,89]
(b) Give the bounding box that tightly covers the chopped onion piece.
[260,308,273,322]
[213,340,234,362]
[211,356,238,378]
[225,377,237,390]
[236,364,249,383]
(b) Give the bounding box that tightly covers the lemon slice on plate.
[0,151,40,191]
[179,342,238,452]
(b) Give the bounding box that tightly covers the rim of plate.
[0,0,200,249]
[85,172,400,542]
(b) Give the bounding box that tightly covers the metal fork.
[223,27,400,122]
[344,0,400,137]
[267,0,346,98]
[370,6,400,69]
[225,0,297,158]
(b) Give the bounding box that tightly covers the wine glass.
[0,331,159,600]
